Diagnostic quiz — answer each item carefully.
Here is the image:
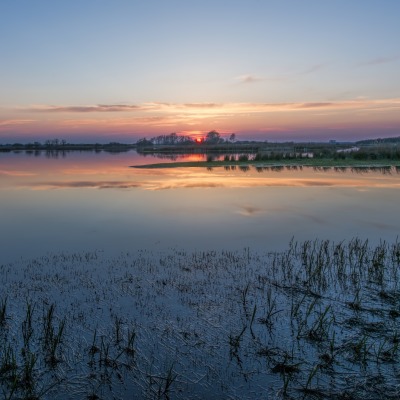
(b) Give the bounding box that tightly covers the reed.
[21,300,35,350]
[42,303,66,365]
[0,297,7,326]
[157,363,177,400]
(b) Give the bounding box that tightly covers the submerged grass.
[0,238,400,399]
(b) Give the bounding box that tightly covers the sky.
[1,0,400,143]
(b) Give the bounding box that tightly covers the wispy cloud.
[182,103,221,109]
[358,55,399,66]
[168,99,398,115]
[300,63,328,75]
[19,98,400,116]
[27,104,143,113]
[295,102,335,109]
[6,98,400,134]
[60,116,175,126]
[0,119,37,126]
[235,74,265,84]
[234,64,328,85]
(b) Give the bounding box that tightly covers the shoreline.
[131,158,400,169]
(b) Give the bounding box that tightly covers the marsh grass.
[1,239,400,398]
[42,304,66,365]
[0,297,7,327]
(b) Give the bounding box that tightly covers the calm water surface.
[1,150,400,263]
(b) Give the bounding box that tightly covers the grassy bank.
[132,158,400,169]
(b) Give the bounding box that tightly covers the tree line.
[136,131,236,146]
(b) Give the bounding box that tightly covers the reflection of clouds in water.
[61,168,113,176]
[298,213,327,225]
[28,179,225,191]
[32,181,143,190]
[0,170,37,177]
[358,220,398,231]
[236,205,265,217]
[11,172,400,191]
[234,202,329,225]
[235,204,304,218]
[149,181,226,190]
[159,206,220,215]
[298,180,334,187]
[32,179,226,191]
[149,179,338,191]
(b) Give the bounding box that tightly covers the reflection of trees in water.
[46,150,67,159]
[312,165,397,175]
[8,148,135,158]
[334,166,348,173]
[25,150,43,157]
[220,164,400,175]
[313,166,332,172]
[149,153,181,161]
[286,165,302,171]
[350,166,393,175]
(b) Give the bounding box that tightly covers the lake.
[1,150,400,399]
[1,150,400,263]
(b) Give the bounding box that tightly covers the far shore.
[131,158,400,169]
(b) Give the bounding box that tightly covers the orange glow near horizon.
[1,98,400,142]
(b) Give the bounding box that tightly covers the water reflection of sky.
[1,150,400,263]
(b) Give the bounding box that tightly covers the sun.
[195,137,204,143]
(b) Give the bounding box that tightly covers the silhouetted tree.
[205,130,223,144]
